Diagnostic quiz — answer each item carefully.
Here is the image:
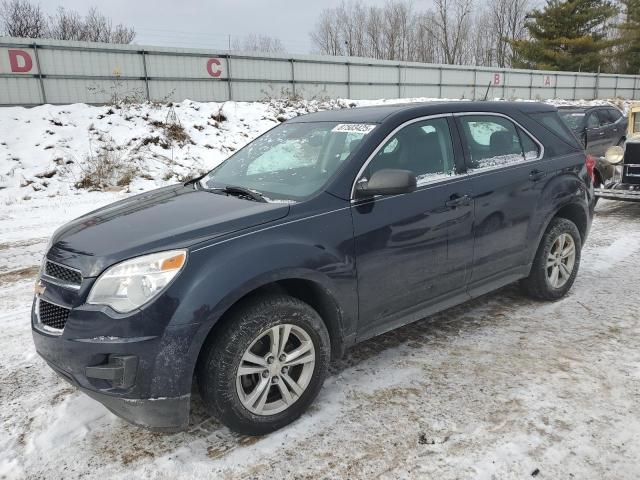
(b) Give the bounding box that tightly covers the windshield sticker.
[332,123,376,134]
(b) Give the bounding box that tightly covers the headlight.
[87,250,187,313]
[604,146,624,165]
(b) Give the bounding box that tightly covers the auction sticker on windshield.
[332,124,377,134]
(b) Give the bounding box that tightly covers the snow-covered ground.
[1,97,639,479]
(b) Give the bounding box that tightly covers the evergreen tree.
[617,0,640,74]
[511,0,618,72]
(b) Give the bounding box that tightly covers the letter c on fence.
[493,73,501,86]
[8,49,33,73]
[206,58,222,77]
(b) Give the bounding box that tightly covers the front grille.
[44,260,82,286]
[38,299,70,330]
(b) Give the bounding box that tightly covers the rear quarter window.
[530,112,583,150]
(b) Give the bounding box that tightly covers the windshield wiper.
[207,185,267,203]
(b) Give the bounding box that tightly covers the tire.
[521,217,582,301]
[197,294,330,435]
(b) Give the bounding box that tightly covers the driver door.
[351,116,474,338]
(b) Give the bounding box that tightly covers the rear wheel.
[521,217,582,300]
[197,294,330,435]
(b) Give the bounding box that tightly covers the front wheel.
[197,294,330,435]
[521,217,582,301]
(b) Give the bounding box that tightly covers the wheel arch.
[192,273,347,383]
[526,197,590,270]
[553,202,588,243]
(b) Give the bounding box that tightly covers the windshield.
[558,110,586,133]
[200,121,377,201]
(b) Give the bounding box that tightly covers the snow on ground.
[1,97,639,479]
[2,197,639,479]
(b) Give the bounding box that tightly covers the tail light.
[585,154,595,183]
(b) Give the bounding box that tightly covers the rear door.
[586,110,608,156]
[455,113,545,292]
[351,115,474,336]
[604,108,624,145]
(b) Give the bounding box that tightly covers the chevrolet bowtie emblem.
[34,281,46,296]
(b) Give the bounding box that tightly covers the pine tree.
[617,0,640,74]
[511,0,619,72]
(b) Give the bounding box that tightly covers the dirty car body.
[32,101,594,434]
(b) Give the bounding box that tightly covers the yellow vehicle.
[596,103,640,202]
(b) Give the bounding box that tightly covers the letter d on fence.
[8,49,33,73]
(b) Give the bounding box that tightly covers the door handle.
[445,194,471,208]
[529,169,545,182]
[598,131,605,136]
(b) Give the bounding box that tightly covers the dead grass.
[75,138,138,190]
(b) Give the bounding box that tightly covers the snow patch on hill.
[0,97,629,205]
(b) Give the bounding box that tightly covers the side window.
[459,115,527,169]
[596,109,612,126]
[608,108,622,123]
[366,117,456,185]
[587,113,600,128]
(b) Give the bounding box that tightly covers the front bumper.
[32,294,202,431]
[43,356,190,431]
[595,187,640,202]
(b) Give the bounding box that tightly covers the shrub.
[75,139,137,190]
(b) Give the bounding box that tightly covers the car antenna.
[483,82,491,101]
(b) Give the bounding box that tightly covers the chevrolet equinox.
[32,101,595,435]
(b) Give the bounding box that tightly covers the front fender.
[163,204,357,381]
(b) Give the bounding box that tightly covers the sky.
[39,0,391,53]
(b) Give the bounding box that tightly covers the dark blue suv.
[32,102,594,435]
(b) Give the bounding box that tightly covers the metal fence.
[0,36,638,106]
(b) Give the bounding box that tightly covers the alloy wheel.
[546,233,576,289]
[236,324,316,416]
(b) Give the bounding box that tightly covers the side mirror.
[604,145,624,165]
[355,168,417,197]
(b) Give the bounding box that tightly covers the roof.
[288,101,558,123]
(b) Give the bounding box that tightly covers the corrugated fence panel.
[0,77,41,104]
[149,80,228,103]
[44,78,147,104]
[40,49,143,76]
[231,58,290,81]
[350,64,397,84]
[0,37,638,105]
[294,62,347,83]
[296,83,348,99]
[146,53,227,80]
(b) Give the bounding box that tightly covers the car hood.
[47,184,290,277]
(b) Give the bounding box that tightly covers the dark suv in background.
[32,101,594,435]
[558,105,627,156]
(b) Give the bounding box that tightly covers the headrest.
[490,130,513,156]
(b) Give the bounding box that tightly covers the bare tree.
[0,0,47,38]
[365,5,384,59]
[1,1,135,43]
[308,0,532,68]
[433,0,474,65]
[48,7,83,41]
[82,7,134,44]
[311,8,343,55]
[232,34,286,53]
